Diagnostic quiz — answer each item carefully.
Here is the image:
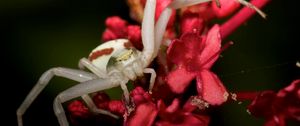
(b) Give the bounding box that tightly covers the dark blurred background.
[1,0,299,126]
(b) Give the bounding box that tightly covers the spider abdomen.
[89,39,144,80]
[88,39,133,73]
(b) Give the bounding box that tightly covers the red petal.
[68,100,90,118]
[157,99,167,111]
[212,0,241,18]
[102,16,128,42]
[102,29,118,42]
[126,102,158,126]
[277,79,300,98]
[167,30,204,68]
[165,98,180,113]
[264,115,286,126]
[166,66,196,94]
[277,79,300,121]
[93,92,110,109]
[247,80,300,122]
[105,16,127,32]
[127,25,143,50]
[181,3,215,21]
[180,10,204,34]
[167,39,185,65]
[130,86,152,106]
[196,70,228,105]
[107,100,125,116]
[183,97,198,112]
[247,91,277,118]
[198,25,221,69]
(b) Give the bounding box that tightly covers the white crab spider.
[17,0,266,126]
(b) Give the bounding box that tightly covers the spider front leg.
[140,0,156,67]
[144,68,156,94]
[53,78,119,126]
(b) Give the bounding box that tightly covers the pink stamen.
[220,0,271,39]
[200,41,234,67]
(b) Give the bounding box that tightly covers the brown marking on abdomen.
[89,48,114,61]
[124,41,133,49]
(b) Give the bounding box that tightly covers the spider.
[17,0,265,126]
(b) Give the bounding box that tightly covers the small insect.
[16,0,266,126]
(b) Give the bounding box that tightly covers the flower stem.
[220,0,271,39]
[236,91,260,101]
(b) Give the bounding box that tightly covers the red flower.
[130,86,152,105]
[124,87,210,126]
[126,97,210,126]
[180,10,205,35]
[102,16,143,50]
[155,98,210,126]
[126,102,158,126]
[247,79,300,126]
[125,86,158,126]
[68,100,91,119]
[66,0,274,125]
[166,25,229,105]
[67,96,123,126]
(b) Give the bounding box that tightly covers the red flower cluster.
[166,25,229,105]
[247,80,300,126]
[66,0,299,126]
[102,16,143,50]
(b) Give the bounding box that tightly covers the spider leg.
[78,57,108,78]
[169,0,212,9]
[81,94,119,119]
[153,7,172,60]
[119,80,136,115]
[143,68,156,94]
[53,79,119,126]
[141,0,156,67]
[16,67,98,126]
